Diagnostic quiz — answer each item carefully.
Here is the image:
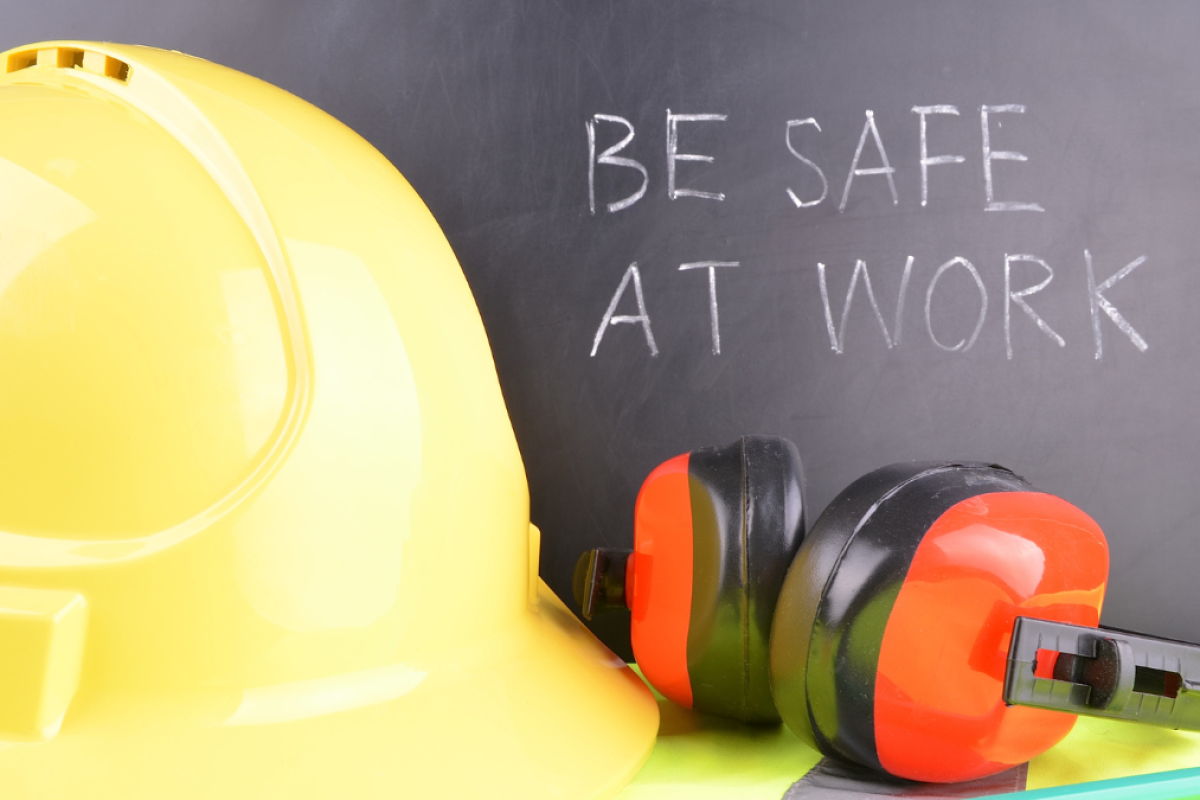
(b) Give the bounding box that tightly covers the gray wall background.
[4,3,1200,662]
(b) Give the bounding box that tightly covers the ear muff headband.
[687,436,805,722]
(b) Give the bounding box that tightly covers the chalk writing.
[981,105,1044,212]
[839,110,898,212]
[588,103,1047,212]
[667,111,728,201]
[1005,254,1065,360]
[819,259,895,353]
[912,105,964,208]
[585,103,1151,360]
[587,114,647,214]
[591,263,658,357]
[785,118,828,208]
[925,257,988,353]
[679,261,740,354]
[1086,250,1149,359]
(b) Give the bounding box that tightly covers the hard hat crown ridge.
[0,40,656,800]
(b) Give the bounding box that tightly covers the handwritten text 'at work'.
[590,253,1146,360]
[585,105,1150,360]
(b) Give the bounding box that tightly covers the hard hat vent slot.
[55,48,85,70]
[5,50,37,73]
[4,47,129,83]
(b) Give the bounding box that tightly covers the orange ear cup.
[769,462,1108,783]
[574,436,805,722]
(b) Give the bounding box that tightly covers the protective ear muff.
[573,435,805,723]
[768,461,1113,783]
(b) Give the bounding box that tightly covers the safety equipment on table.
[577,448,1200,784]
[774,460,1200,782]
[574,435,807,722]
[0,40,656,800]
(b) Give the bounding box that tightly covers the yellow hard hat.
[0,41,657,799]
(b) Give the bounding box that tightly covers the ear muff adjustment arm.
[1006,616,1200,725]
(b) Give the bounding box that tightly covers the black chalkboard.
[8,1,1200,659]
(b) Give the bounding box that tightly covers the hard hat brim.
[0,582,657,800]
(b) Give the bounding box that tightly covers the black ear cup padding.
[768,462,1030,767]
[686,435,806,723]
